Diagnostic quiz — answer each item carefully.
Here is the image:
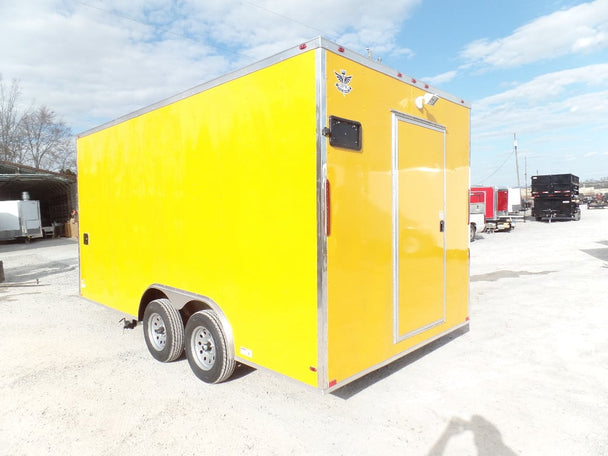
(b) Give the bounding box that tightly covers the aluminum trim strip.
[326,321,470,393]
[390,110,446,133]
[319,38,470,109]
[316,47,329,390]
[467,116,472,321]
[391,112,400,344]
[80,37,468,138]
[395,318,445,343]
[442,126,448,323]
[233,356,320,393]
[391,112,447,344]
[79,37,325,137]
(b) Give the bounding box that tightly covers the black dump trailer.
[531,173,581,221]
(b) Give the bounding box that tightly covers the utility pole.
[524,155,528,221]
[514,133,524,221]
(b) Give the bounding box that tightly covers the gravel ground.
[1,207,607,455]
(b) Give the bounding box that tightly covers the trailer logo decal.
[334,70,353,95]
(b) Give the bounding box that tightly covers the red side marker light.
[329,379,337,388]
[411,78,417,83]
[326,179,331,237]
[397,72,403,78]
[299,43,307,50]
[310,366,317,372]
[338,47,345,53]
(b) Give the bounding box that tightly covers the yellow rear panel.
[325,51,470,386]
[78,50,320,386]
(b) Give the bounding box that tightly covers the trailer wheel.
[143,298,184,362]
[185,310,235,384]
[470,224,476,242]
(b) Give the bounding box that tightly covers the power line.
[478,150,514,184]
[240,0,335,39]
[75,1,335,57]
[74,1,248,62]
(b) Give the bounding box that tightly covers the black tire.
[185,310,235,384]
[574,211,581,221]
[143,298,184,362]
[470,224,476,242]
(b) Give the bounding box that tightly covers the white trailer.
[0,200,43,241]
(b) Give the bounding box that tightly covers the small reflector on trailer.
[299,43,307,50]
[309,366,317,372]
[329,379,337,388]
[326,179,331,236]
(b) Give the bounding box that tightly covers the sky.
[1,0,607,187]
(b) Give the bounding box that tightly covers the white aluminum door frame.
[391,111,447,344]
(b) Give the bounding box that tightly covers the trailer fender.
[139,284,236,362]
[139,287,169,321]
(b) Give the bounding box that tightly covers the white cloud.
[0,0,420,132]
[461,0,608,69]
[424,70,457,86]
[476,64,608,107]
[472,64,608,151]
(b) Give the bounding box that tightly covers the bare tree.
[0,76,27,162]
[54,137,77,172]
[0,77,76,172]
[19,106,74,170]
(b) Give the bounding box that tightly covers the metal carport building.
[0,161,77,228]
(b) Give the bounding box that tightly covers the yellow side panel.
[325,52,470,385]
[78,51,319,386]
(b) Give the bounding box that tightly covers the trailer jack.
[120,318,138,330]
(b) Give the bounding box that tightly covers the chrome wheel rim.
[148,312,167,351]
[191,327,216,371]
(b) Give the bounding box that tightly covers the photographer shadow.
[428,415,517,456]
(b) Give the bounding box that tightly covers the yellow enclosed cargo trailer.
[77,37,470,392]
